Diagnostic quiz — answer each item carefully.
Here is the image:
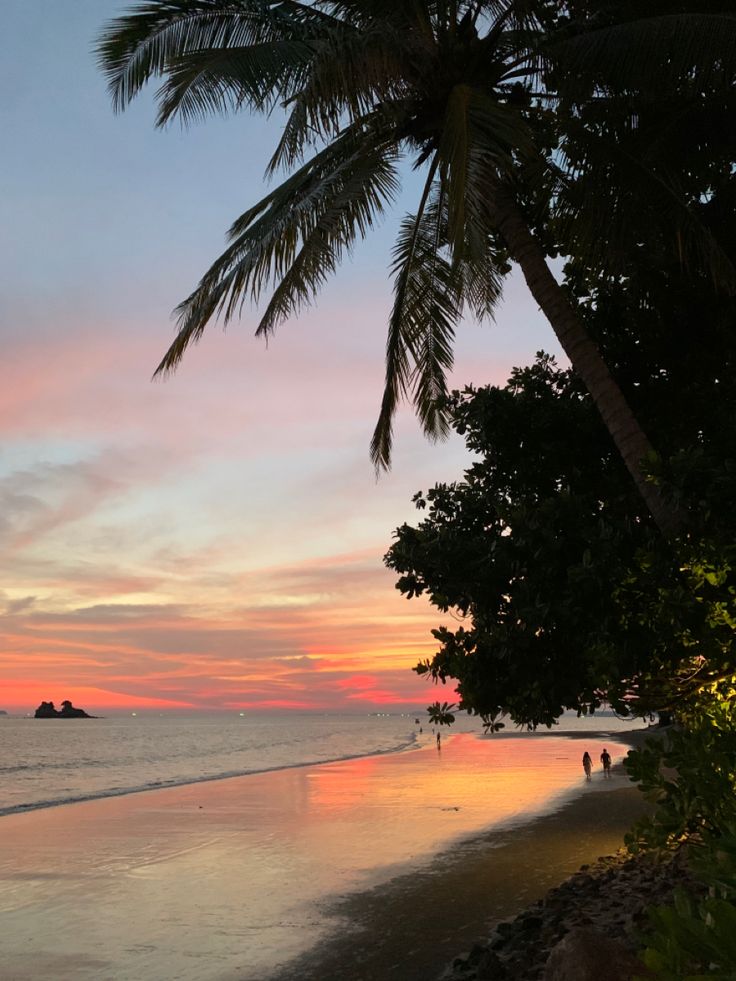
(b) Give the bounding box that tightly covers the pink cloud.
[333,674,382,691]
[1,282,550,715]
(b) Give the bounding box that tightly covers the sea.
[0,710,647,980]
[0,709,642,817]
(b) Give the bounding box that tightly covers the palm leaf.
[154,112,399,375]
[267,24,411,173]
[97,0,330,117]
[371,156,440,469]
[438,84,535,260]
[549,13,736,97]
[155,40,315,125]
[371,170,466,470]
[556,115,736,293]
[254,142,400,337]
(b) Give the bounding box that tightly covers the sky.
[1,0,562,714]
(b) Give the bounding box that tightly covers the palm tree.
[97,0,736,538]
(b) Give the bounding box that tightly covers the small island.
[34,699,94,719]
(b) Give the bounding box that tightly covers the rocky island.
[34,699,94,719]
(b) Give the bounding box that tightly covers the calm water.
[0,710,642,816]
[0,712,644,980]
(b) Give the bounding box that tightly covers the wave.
[0,759,106,774]
[0,730,422,818]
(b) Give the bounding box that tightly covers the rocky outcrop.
[543,927,656,981]
[34,699,94,718]
[444,847,699,981]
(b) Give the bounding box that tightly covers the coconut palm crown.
[98,0,736,537]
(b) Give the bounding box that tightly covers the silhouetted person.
[436,732,441,750]
[582,751,592,780]
[600,748,612,777]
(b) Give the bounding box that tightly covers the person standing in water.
[582,751,592,780]
[436,732,441,749]
[600,748,612,777]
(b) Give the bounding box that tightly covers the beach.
[271,784,650,981]
[0,726,652,980]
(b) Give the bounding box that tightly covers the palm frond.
[456,233,506,323]
[371,171,463,469]
[154,40,314,125]
[371,156,440,469]
[438,84,534,260]
[266,25,411,173]
[154,113,399,376]
[97,0,329,118]
[548,14,736,97]
[254,142,400,337]
[556,118,736,293]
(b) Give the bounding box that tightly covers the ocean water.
[0,713,429,815]
[0,712,645,980]
[0,709,642,816]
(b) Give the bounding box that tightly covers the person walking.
[600,748,612,778]
[582,751,592,780]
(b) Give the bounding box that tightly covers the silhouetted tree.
[97,1,736,536]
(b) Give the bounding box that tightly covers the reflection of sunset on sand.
[0,732,637,980]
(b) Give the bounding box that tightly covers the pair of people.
[582,748,611,779]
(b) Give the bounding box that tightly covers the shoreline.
[0,738,423,819]
[0,720,427,819]
[1,718,649,820]
[0,725,656,980]
[268,735,657,981]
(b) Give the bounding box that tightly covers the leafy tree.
[97,0,736,537]
[385,372,735,727]
[626,683,736,853]
[385,356,655,728]
[384,222,736,727]
[637,819,736,978]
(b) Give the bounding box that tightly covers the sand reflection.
[0,732,631,980]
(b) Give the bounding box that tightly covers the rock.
[34,699,94,718]
[443,842,702,981]
[520,915,544,931]
[476,949,508,980]
[467,944,488,965]
[542,927,653,981]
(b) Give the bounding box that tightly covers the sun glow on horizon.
[1,0,560,718]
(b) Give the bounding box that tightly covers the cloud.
[0,543,443,712]
[0,456,123,551]
[1,0,563,718]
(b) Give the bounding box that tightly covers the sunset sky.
[1,0,562,714]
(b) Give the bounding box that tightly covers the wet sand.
[0,729,651,980]
[274,728,658,981]
[272,784,650,981]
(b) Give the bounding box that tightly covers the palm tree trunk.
[490,186,681,539]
